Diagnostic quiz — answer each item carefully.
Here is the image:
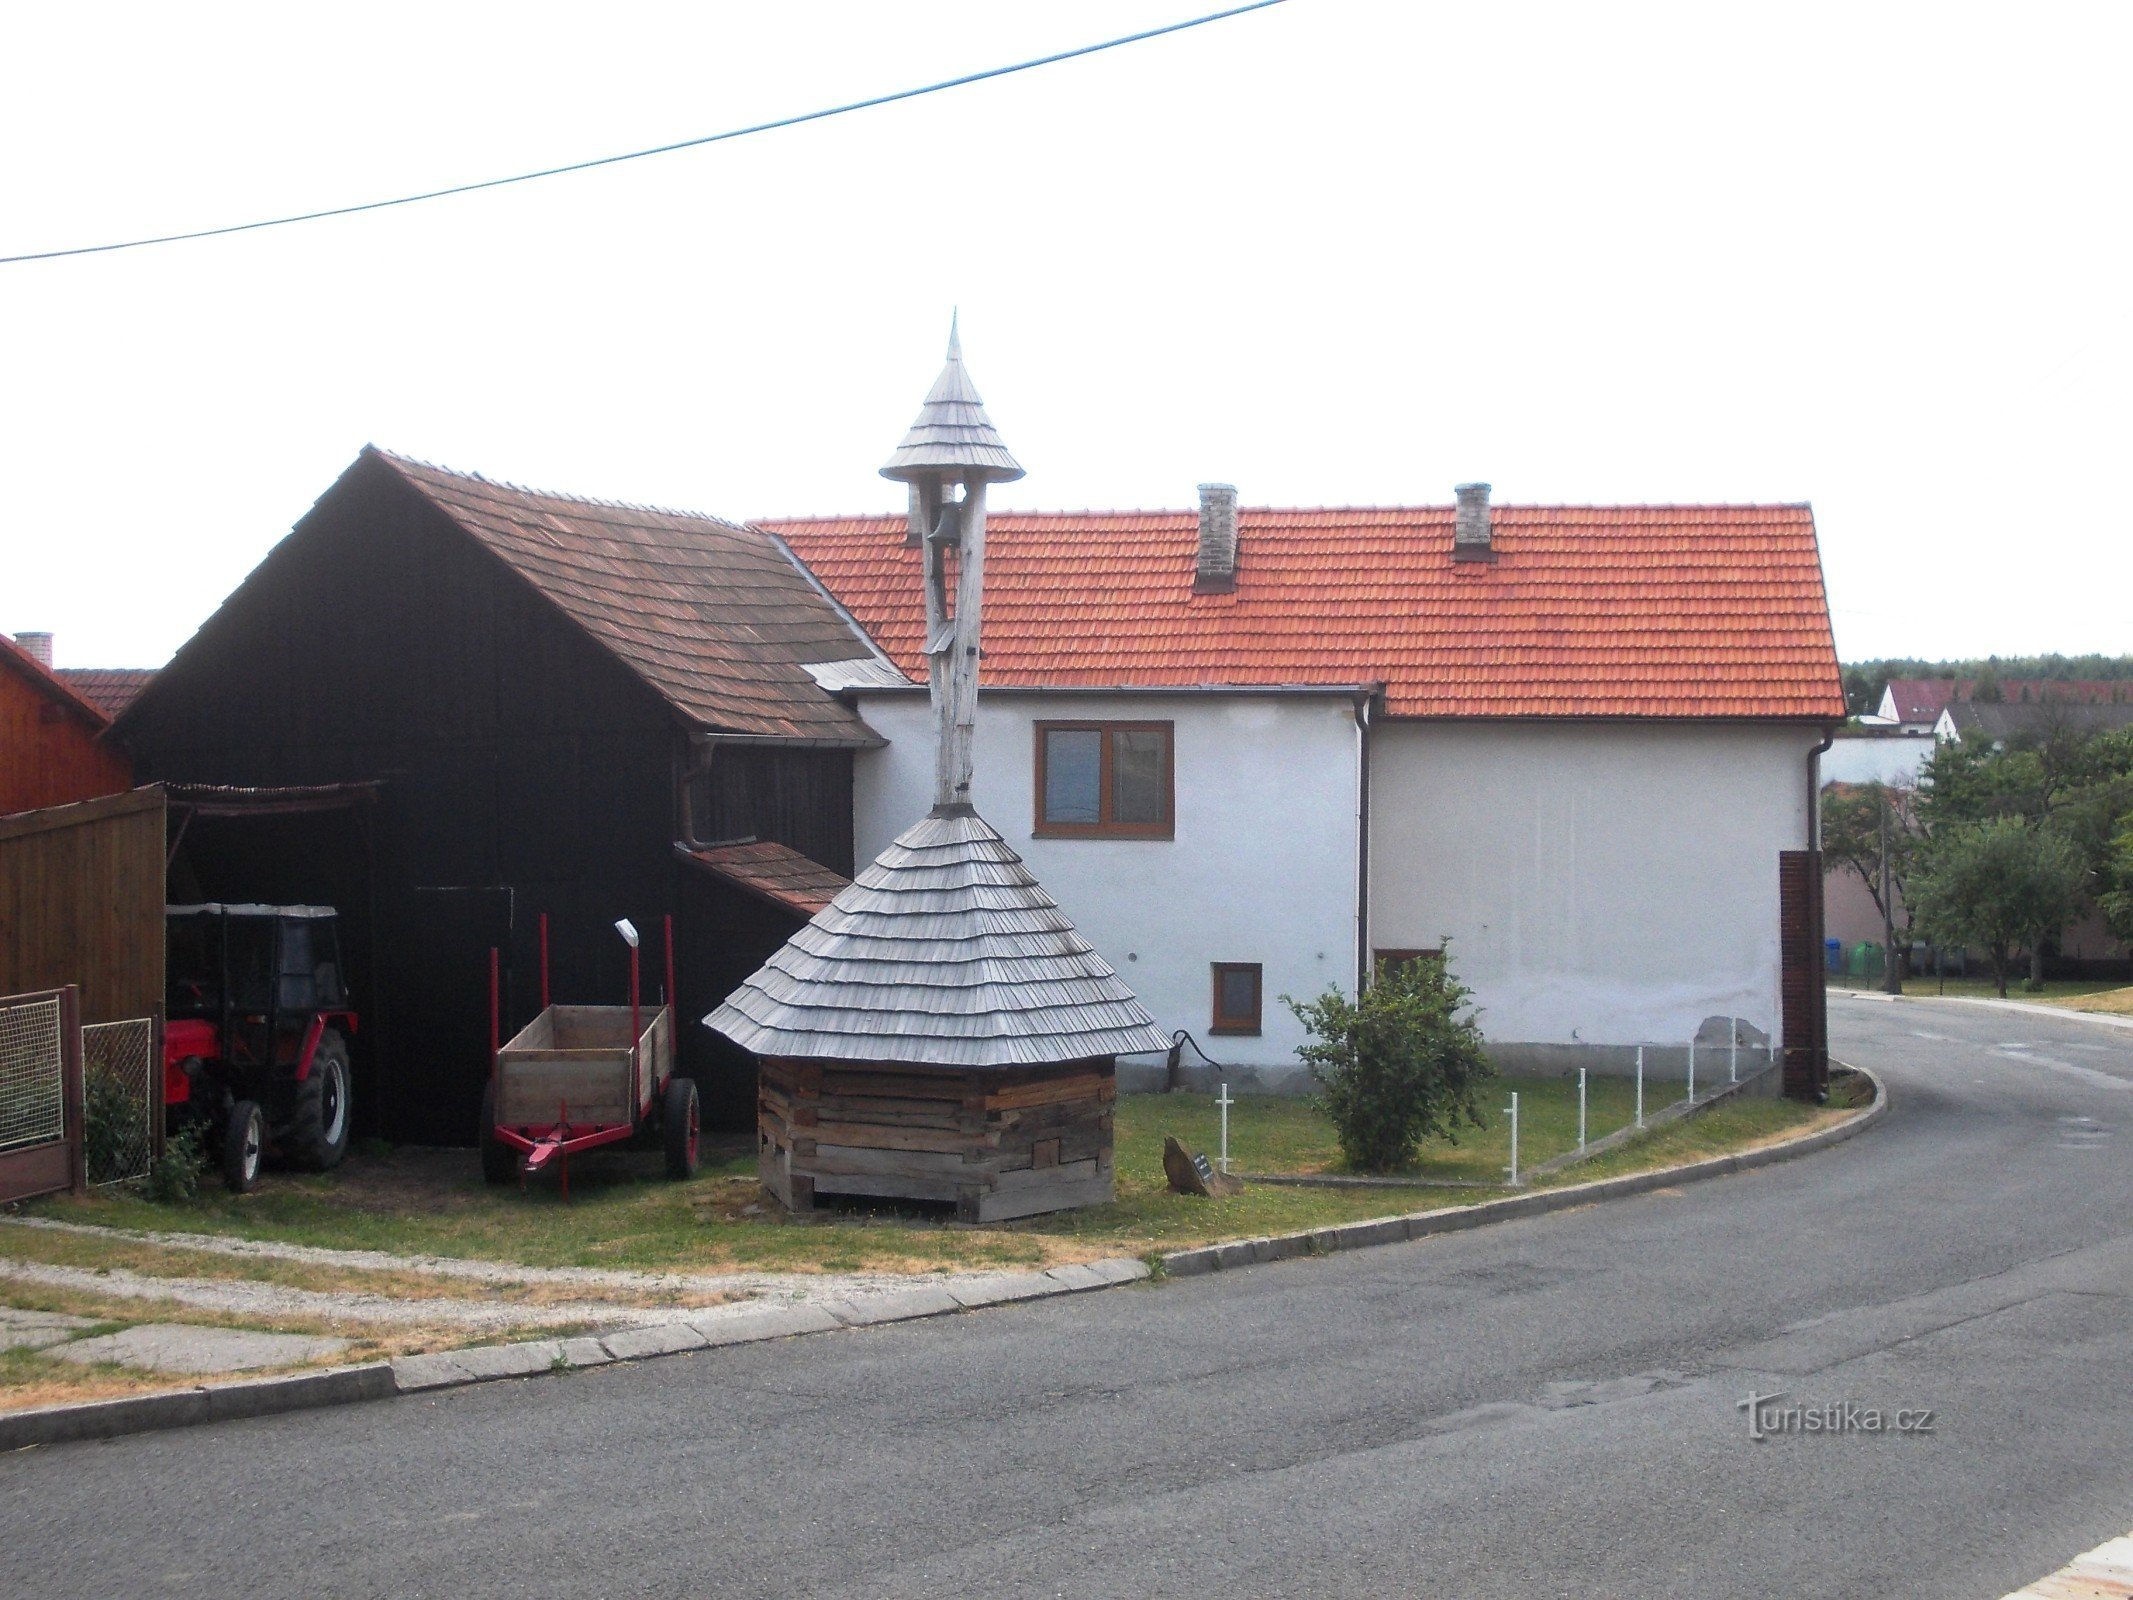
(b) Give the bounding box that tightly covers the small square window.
[1211,962,1262,1035]
[1034,722,1174,838]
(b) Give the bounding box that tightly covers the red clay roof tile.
[764,504,1847,720]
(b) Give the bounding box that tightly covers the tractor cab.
[163,904,357,1191]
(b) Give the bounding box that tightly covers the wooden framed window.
[1210,962,1262,1035]
[1033,721,1174,838]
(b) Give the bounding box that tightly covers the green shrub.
[1284,948,1493,1173]
[82,1070,143,1185]
[145,1122,208,1204]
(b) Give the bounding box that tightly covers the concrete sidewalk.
[1999,1530,2133,1598]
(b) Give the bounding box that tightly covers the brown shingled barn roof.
[371,450,881,742]
[56,668,156,719]
[678,840,850,917]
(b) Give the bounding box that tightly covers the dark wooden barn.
[116,448,877,1143]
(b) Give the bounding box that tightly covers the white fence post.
[1688,1038,1697,1102]
[1505,1091,1520,1186]
[1636,1046,1645,1128]
[1216,1081,1233,1176]
[1730,1026,1739,1084]
[1578,1067,1588,1151]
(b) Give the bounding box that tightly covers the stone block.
[599,1322,709,1362]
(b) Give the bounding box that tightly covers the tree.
[1284,950,1493,1173]
[2102,817,2133,946]
[1820,782,1921,935]
[1907,818,2088,996]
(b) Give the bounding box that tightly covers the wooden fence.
[0,787,166,1200]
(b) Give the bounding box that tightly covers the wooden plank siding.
[0,649,132,815]
[757,1056,1116,1222]
[116,456,852,1144]
[0,788,165,1027]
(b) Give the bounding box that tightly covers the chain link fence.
[0,993,66,1156]
[83,1017,155,1186]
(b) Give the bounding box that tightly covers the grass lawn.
[12,1073,1839,1278]
[1829,974,2131,1009]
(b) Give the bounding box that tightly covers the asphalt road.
[6,995,2132,1600]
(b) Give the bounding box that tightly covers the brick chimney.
[1194,483,1238,593]
[1453,483,1494,562]
[12,632,54,668]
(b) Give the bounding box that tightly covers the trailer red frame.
[483,915,695,1195]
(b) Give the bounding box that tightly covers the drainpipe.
[1354,688,1377,993]
[1807,726,1835,850]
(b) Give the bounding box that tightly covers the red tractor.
[163,904,357,1192]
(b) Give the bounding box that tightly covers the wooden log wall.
[759,1057,1115,1222]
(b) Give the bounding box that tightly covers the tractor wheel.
[479,1083,516,1186]
[288,1030,353,1172]
[663,1076,701,1180]
[223,1100,265,1193]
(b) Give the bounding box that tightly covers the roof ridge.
[759,500,1817,523]
[367,445,755,534]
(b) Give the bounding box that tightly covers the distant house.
[0,633,132,815]
[115,448,881,1141]
[1871,676,2132,735]
[769,483,1847,1089]
[1935,699,2133,748]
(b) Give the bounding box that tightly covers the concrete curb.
[1,1258,1152,1451]
[1159,1064,1888,1280]
[0,1360,396,1451]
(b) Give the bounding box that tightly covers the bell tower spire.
[879,320,1023,813]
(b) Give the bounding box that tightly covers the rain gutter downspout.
[1355,687,1379,993]
[1807,725,1835,849]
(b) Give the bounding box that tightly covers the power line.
[2,1,1286,267]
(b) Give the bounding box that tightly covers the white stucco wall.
[852,691,1362,1073]
[1821,733,1933,788]
[1368,721,1819,1051]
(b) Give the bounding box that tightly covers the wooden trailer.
[482,916,698,1192]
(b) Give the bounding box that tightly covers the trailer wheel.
[288,1031,353,1172]
[663,1077,700,1180]
[479,1084,516,1186]
[223,1100,265,1193]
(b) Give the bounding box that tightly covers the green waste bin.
[1848,941,1885,979]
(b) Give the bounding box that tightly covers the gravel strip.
[0,1218,1052,1337]
[0,1260,687,1334]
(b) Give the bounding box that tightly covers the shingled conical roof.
[706,809,1169,1067]
[879,319,1025,485]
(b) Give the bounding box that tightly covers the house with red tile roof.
[0,633,133,815]
[768,481,1847,1087]
[1870,677,2132,734]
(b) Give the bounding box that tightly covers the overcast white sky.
[2,1,2126,670]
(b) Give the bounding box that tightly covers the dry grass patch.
[0,1227,736,1311]
[2065,986,2133,1016]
